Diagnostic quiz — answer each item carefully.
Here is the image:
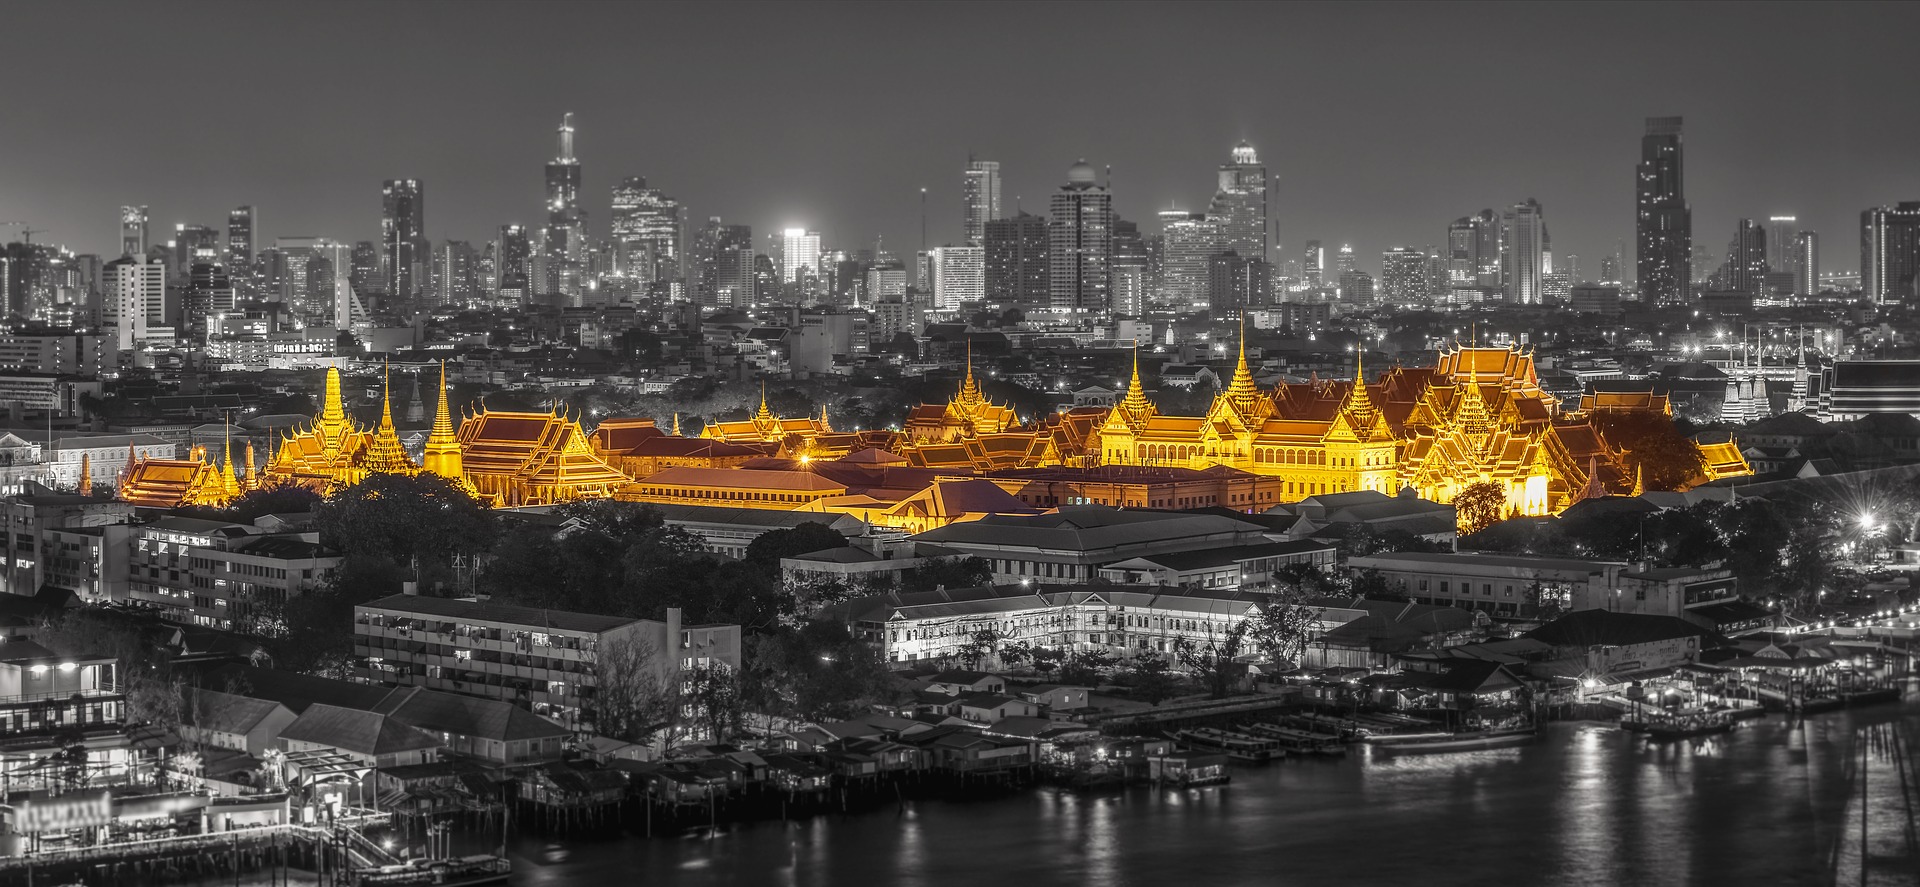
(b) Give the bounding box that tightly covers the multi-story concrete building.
[351,595,741,731]
[1346,550,1624,618]
[0,334,117,378]
[125,516,342,632]
[0,492,135,599]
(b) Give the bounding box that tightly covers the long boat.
[1365,728,1537,755]
[1644,715,1735,742]
[1242,722,1347,757]
[1172,728,1286,763]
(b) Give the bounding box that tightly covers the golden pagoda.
[264,366,374,491]
[361,363,418,476]
[420,361,466,485]
[903,341,1019,442]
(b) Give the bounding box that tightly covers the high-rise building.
[1303,240,1324,286]
[1863,202,1920,304]
[225,207,256,272]
[1209,141,1268,261]
[381,179,426,299]
[120,206,148,258]
[170,224,220,275]
[541,113,587,301]
[1158,210,1220,309]
[1768,215,1799,287]
[929,245,984,310]
[1726,218,1768,296]
[1502,199,1546,303]
[101,257,167,349]
[1380,247,1429,305]
[1109,217,1148,316]
[1636,116,1691,304]
[781,229,822,285]
[962,158,1001,247]
[1205,251,1271,312]
[1338,270,1375,303]
[496,225,531,303]
[983,211,1048,306]
[1795,231,1820,296]
[609,176,682,284]
[435,241,478,306]
[1335,244,1357,277]
[1048,160,1112,314]
[348,241,380,298]
[692,219,753,307]
[182,262,234,342]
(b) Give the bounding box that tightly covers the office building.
[1109,217,1148,317]
[930,245,985,310]
[1795,231,1820,296]
[171,224,220,274]
[434,241,478,306]
[781,228,822,285]
[352,595,739,731]
[1768,215,1798,290]
[101,256,167,349]
[1725,218,1768,296]
[1635,117,1691,304]
[225,206,255,272]
[1303,240,1324,286]
[1380,247,1429,305]
[1502,199,1546,303]
[119,206,148,258]
[962,158,1001,247]
[1158,210,1220,309]
[1338,269,1375,302]
[1335,243,1356,276]
[609,176,682,284]
[983,211,1048,306]
[1862,202,1920,304]
[1209,141,1268,261]
[543,113,586,300]
[1205,251,1271,312]
[381,179,426,299]
[1048,159,1113,314]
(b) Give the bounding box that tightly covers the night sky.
[9,1,1920,274]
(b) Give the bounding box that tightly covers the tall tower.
[543,113,586,300]
[226,206,256,273]
[962,158,1002,247]
[120,206,149,258]
[1863,203,1920,305]
[1502,199,1546,304]
[1726,218,1768,295]
[1047,160,1113,315]
[984,212,1049,306]
[381,179,425,299]
[1795,230,1820,296]
[1209,141,1268,261]
[1635,116,1691,305]
[610,176,683,284]
[1768,215,1799,290]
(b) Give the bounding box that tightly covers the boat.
[1242,722,1347,757]
[1172,728,1286,763]
[1280,713,1366,742]
[1366,728,1536,755]
[1842,686,1902,707]
[1643,715,1735,742]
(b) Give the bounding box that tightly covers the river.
[506,703,1920,887]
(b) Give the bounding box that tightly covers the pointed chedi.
[421,360,466,483]
[1113,343,1157,433]
[362,361,417,475]
[76,452,90,496]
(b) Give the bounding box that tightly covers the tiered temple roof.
[455,407,632,506]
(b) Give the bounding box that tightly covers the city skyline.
[7,3,1920,276]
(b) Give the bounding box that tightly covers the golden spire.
[220,415,239,497]
[243,441,256,490]
[1114,342,1157,432]
[363,360,416,475]
[320,366,345,425]
[422,361,464,482]
[1221,313,1264,418]
[1344,348,1379,434]
[671,412,682,436]
[77,452,91,496]
[955,338,984,409]
[755,381,773,422]
[819,403,833,432]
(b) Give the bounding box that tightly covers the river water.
[507,703,1920,887]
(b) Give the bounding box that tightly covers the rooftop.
[359,594,641,635]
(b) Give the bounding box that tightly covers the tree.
[590,635,677,746]
[744,522,848,571]
[1029,646,1064,677]
[901,557,993,593]
[1594,411,1708,491]
[1120,656,1179,705]
[227,481,324,523]
[957,629,1000,670]
[1174,620,1252,699]
[1057,649,1112,686]
[1251,594,1322,669]
[1454,482,1507,536]
[315,472,494,593]
[740,621,895,725]
[681,664,744,743]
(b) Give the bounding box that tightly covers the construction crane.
[0,223,46,244]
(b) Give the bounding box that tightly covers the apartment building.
[126,516,342,631]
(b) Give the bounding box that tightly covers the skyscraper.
[1795,231,1820,296]
[435,241,478,306]
[101,256,166,349]
[542,114,587,301]
[1158,210,1220,309]
[1209,141,1268,261]
[962,158,1001,247]
[1048,160,1112,314]
[983,211,1048,306]
[1725,218,1768,296]
[1862,202,1920,304]
[1502,199,1546,303]
[1303,240,1324,287]
[609,176,682,284]
[1108,216,1147,316]
[171,224,220,273]
[929,245,984,310]
[1768,215,1799,287]
[1380,247,1428,305]
[496,225,531,303]
[120,206,148,258]
[1636,116,1691,304]
[349,241,380,298]
[692,218,753,307]
[781,229,822,284]
[226,206,255,273]
[1334,244,1356,276]
[381,179,425,299]
[1205,251,1271,312]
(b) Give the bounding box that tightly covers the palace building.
[118,437,246,509]
[264,366,377,492]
